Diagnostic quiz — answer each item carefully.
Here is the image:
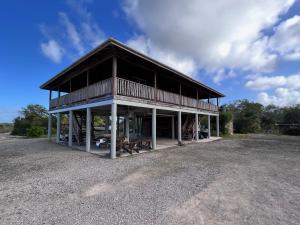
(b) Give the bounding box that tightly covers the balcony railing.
[50,78,112,109]
[117,77,218,112]
[50,77,218,112]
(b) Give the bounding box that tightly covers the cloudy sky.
[0,0,300,122]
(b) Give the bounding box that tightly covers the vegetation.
[220,100,300,135]
[0,123,13,133]
[11,104,55,137]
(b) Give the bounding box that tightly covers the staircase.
[182,115,196,140]
[72,111,95,146]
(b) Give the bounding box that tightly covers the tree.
[11,104,49,137]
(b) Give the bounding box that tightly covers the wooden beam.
[112,55,117,96]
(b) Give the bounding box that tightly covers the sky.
[0,0,300,122]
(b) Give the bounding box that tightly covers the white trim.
[114,99,219,116]
[49,99,113,113]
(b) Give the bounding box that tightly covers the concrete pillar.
[68,111,73,147]
[110,102,117,159]
[216,115,220,137]
[152,108,156,150]
[86,108,91,152]
[56,113,60,143]
[208,115,211,138]
[125,116,130,140]
[48,113,52,141]
[105,116,109,133]
[178,111,182,144]
[171,116,175,140]
[195,113,199,141]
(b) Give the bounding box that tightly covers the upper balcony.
[50,77,219,112]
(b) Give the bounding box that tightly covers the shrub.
[26,126,45,137]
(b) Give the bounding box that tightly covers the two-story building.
[40,38,224,158]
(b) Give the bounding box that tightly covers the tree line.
[10,101,300,137]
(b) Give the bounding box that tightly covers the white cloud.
[40,0,105,62]
[245,74,300,90]
[269,15,300,61]
[123,0,295,77]
[40,40,65,63]
[127,35,198,76]
[258,88,300,106]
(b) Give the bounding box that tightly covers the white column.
[68,111,73,147]
[48,113,52,141]
[216,115,220,137]
[125,116,130,140]
[195,113,199,141]
[178,111,182,144]
[56,113,60,143]
[110,102,117,159]
[86,108,91,152]
[152,108,156,150]
[171,116,175,140]
[208,115,211,138]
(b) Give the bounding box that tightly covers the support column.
[178,111,182,144]
[111,102,117,159]
[48,113,52,141]
[171,116,175,140]
[68,111,73,147]
[117,116,120,137]
[195,113,199,141]
[86,108,91,152]
[152,108,156,150]
[56,113,60,143]
[208,115,211,138]
[216,115,220,137]
[125,116,130,140]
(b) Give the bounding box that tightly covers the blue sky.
[1,0,300,122]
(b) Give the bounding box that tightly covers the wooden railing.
[117,77,155,100]
[116,78,218,112]
[50,77,218,112]
[50,78,112,109]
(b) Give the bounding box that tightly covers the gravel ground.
[0,134,299,225]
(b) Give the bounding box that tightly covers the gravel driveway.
[0,134,299,225]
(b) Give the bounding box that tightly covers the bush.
[26,126,45,137]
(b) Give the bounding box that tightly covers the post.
[112,56,117,96]
[117,116,120,137]
[68,111,73,147]
[178,111,182,144]
[154,72,157,101]
[125,116,130,140]
[171,116,175,140]
[86,71,89,100]
[208,115,211,138]
[86,108,91,152]
[49,90,52,101]
[56,113,61,143]
[216,115,220,137]
[48,113,52,141]
[111,102,117,159]
[195,113,199,141]
[152,108,156,150]
[179,83,182,107]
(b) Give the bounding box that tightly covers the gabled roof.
[40,38,225,97]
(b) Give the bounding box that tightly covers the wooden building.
[40,38,224,158]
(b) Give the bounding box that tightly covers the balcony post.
[48,113,52,141]
[68,110,73,147]
[208,114,211,138]
[125,116,130,141]
[196,90,199,109]
[111,102,117,159]
[152,108,156,150]
[112,56,117,97]
[56,113,61,143]
[178,111,182,144]
[86,108,91,152]
[154,72,157,101]
[86,71,90,101]
[179,83,182,107]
